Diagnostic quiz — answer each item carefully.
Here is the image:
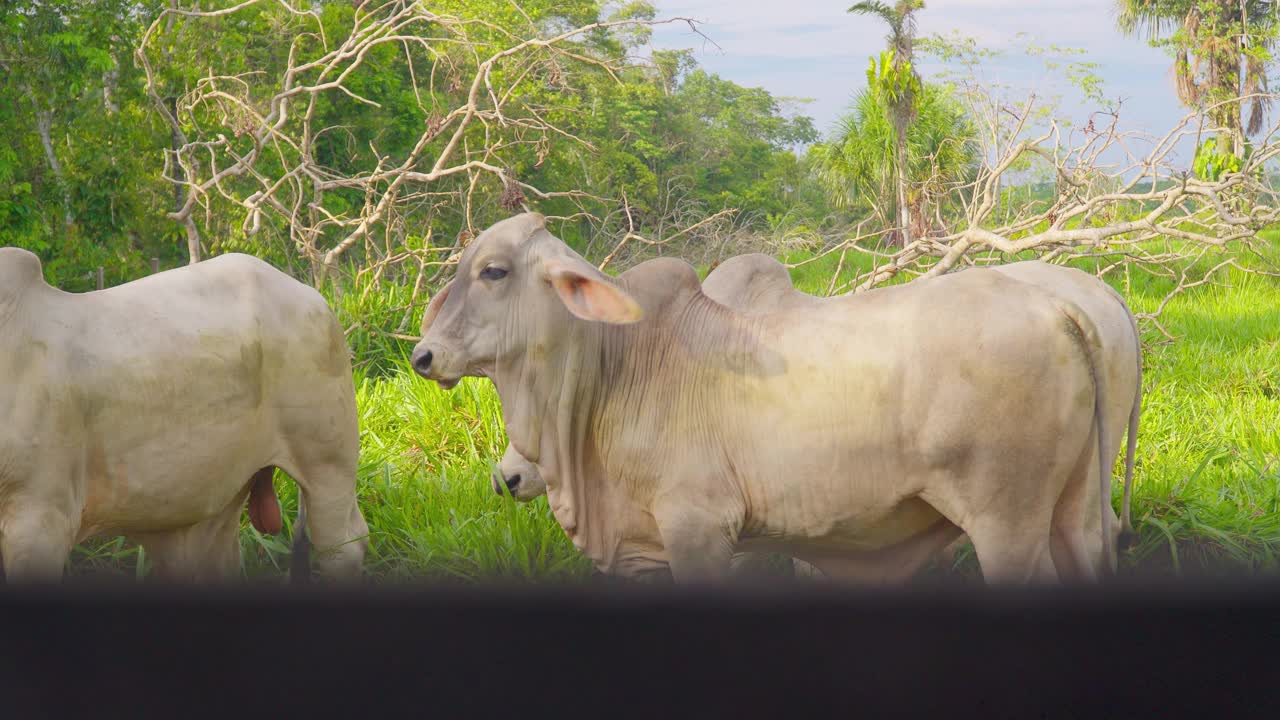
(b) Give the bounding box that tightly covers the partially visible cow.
[491,442,819,580]
[487,254,835,579]
[0,247,369,584]
[701,253,1143,577]
[989,260,1142,572]
[490,441,546,502]
[487,254,821,503]
[411,212,1127,585]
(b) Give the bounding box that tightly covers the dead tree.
[135,0,701,286]
[803,91,1280,342]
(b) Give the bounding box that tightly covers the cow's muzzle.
[411,348,434,377]
[490,464,522,498]
[410,346,460,389]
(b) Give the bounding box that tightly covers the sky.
[647,0,1195,163]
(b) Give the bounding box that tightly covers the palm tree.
[808,83,979,239]
[848,0,925,246]
[1115,0,1277,157]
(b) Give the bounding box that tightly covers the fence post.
[151,257,160,274]
[96,267,104,291]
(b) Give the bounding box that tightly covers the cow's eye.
[479,265,508,281]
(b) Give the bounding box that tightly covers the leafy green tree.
[0,0,173,288]
[848,0,925,245]
[807,81,978,237]
[2,0,823,285]
[1115,0,1278,158]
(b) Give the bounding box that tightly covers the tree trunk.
[34,107,73,234]
[182,218,201,266]
[895,130,912,248]
[167,95,201,264]
[103,66,119,115]
[1227,76,1245,158]
[1211,50,1245,156]
[168,96,184,216]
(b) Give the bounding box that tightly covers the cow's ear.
[544,259,643,325]
[420,280,453,334]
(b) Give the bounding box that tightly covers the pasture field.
[67,245,1280,584]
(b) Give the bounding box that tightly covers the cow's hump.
[0,247,46,299]
[703,253,794,306]
[618,256,701,308]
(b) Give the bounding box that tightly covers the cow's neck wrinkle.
[0,293,17,329]
[493,316,618,565]
[0,275,63,333]
[496,291,761,573]
[0,273,33,330]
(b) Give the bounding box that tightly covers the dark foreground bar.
[2,577,1278,718]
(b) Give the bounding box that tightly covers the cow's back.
[51,253,347,424]
[989,261,1139,432]
[16,253,354,538]
[682,267,1098,550]
[989,261,1137,355]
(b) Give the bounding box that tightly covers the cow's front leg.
[652,494,740,585]
[1,499,78,584]
[136,501,245,585]
[728,552,778,578]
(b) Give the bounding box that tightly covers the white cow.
[488,251,1141,580]
[411,213,1128,585]
[486,253,822,503]
[988,260,1142,570]
[0,248,369,584]
[701,253,1143,575]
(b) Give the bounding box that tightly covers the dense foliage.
[5,1,1280,584]
[0,0,173,289]
[1115,0,1278,163]
[806,81,978,237]
[0,0,824,288]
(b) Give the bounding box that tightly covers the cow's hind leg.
[930,467,1063,586]
[1046,422,1107,584]
[653,491,741,584]
[1069,445,1123,581]
[282,457,368,582]
[966,519,1058,586]
[956,482,1061,586]
[928,410,1089,586]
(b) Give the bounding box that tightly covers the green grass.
[1114,269,1280,576]
[66,242,1280,584]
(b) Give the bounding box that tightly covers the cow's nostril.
[505,473,522,491]
[412,349,434,377]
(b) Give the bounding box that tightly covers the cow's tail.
[289,493,311,585]
[1111,287,1143,552]
[1055,298,1116,580]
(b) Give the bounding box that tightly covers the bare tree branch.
[820,90,1280,337]
[137,0,701,279]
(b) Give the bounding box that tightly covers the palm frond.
[1245,54,1270,136]
[1175,48,1203,106]
[848,1,897,25]
[849,0,905,45]
[806,83,977,217]
[1113,0,1187,42]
